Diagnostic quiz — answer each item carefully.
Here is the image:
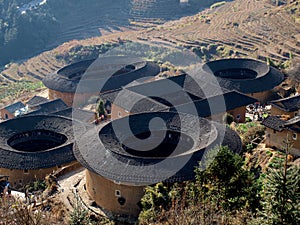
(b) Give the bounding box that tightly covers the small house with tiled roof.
[26,96,49,111]
[201,58,284,103]
[52,107,95,123]
[42,56,160,107]
[171,90,257,123]
[74,112,242,218]
[0,115,88,188]
[0,101,25,120]
[100,73,256,122]
[269,94,300,118]
[262,115,300,156]
[26,98,68,116]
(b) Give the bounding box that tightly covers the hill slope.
[1,0,300,84]
[0,0,223,66]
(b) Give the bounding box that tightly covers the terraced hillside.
[137,0,300,62]
[1,0,300,85]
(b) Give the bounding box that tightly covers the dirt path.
[57,167,85,212]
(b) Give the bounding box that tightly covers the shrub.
[236,122,260,134]
[138,183,171,224]
[0,196,49,225]
[0,81,45,101]
[223,113,234,125]
[139,146,262,224]
[69,193,91,225]
[242,125,265,147]
[24,180,46,193]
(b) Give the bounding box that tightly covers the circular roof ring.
[202,58,284,93]
[0,115,88,170]
[42,56,160,94]
[74,112,242,185]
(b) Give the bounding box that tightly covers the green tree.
[138,146,262,224]
[223,113,234,125]
[138,182,171,223]
[255,140,300,225]
[96,99,106,118]
[69,193,91,225]
[195,145,261,212]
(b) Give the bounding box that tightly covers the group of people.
[247,102,269,121]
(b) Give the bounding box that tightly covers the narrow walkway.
[57,167,85,212]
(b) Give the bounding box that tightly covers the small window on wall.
[295,112,298,117]
[293,133,297,140]
[24,169,29,174]
[115,190,121,197]
[118,197,126,206]
[236,114,241,120]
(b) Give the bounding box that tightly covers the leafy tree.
[139,146,262,224]
[254,140,300,225]
[223,113,234,125]
[138,182,171,223]
[195,145,261,212]
[96,99,106,118]
[69,193,91,225]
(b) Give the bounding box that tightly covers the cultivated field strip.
[1,0,299,83]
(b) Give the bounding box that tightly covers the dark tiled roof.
[74,112,242,184]
[261,116,286,131]
[52,107,95,123]
[126,73,229,100]
[284,116,300,126]
[282,116,300,133]
[149,89,199,107]
[0,115,88,170]
[183,74,230,99]
[171,91,256,117]
[99,89,121,104]
[112,89,170,113]
[100,73,237,112]
[262,115,300,133]
[126,75,187,96]
[26,99,68,115]
[99,74,191,107]
[42,56,160,93]
[100,73,256,117]
[201,58,284,94]
[2,102,25,114]
[26,96,49,108]
[269,95,300,112]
